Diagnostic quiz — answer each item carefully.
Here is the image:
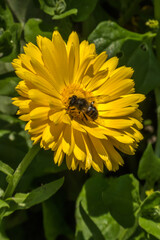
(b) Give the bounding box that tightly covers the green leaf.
[7,177,64,210]
[42,197,72,240]
[0,62,13,75]
[0,188,4,197]
[0,160,14,176]
[0,114,21,124]
[16,149,66,193]
[24,18,53,44]
[76,176,119,240]
[0,73,19,96]
[0,199,9,209]
[0,30,12,57]
[9,193,29,206]
[52,8,77,20]
[102,174,141,228]
[130,228,156,240]
[0,130,10,138]
[119,40,160,94]
[6,0,41,24]
[75,176,138,240]
[24,18,72,45]
[39,0,67,16]
[69,0,98,22]
[88,21,159,93]
[0,96,17,115]
[88,21,153,57]
[139,192,160,239]
[0,1,14,28]
[0,23,22,62]
[138,144,160,183]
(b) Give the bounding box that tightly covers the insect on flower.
[68,95,98,121]
[12,30,145,172]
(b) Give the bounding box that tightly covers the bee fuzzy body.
[68,95,98,121]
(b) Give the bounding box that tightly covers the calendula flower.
[12,31,145,172]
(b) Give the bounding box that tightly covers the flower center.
[61,84,98,121]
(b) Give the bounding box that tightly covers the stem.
[154,0,160,157]
[3,144,40,199]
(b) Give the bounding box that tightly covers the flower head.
[12,31,145,172]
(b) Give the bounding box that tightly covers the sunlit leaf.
[88,21,153,56]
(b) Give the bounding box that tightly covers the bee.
[68,95,98,120]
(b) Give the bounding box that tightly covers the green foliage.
[88,21,159,94]
[0,161,14,177]
[68,0,98,22]
[43,197,72,240]
[39,0,77,19]
[103,174,141,228]
[0,0,160,239]
[88,21,151,56]
[75,175,153,240]
[139,192,160,239]
[6,177,64,211]
[138,144,160,184]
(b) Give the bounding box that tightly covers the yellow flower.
[12,31,145,172]
[145,189,154,196]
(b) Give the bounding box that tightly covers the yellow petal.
[73,129,86,161]
[30,57,62,95]
[98,118,134,129]
[67,32,80,79]
[105,140,124,166]
[100,56,119,72]
[49,110,66,124]
[30,107,50,120]
[22,71,61,99]
[66,153,78,170]
[54,143,64,166]
[23,42,43,65]
[29,89,62,108]
[62,125,72,154]
[80,40,96,64]
[89,135,109,162]
[51,31,69,85]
